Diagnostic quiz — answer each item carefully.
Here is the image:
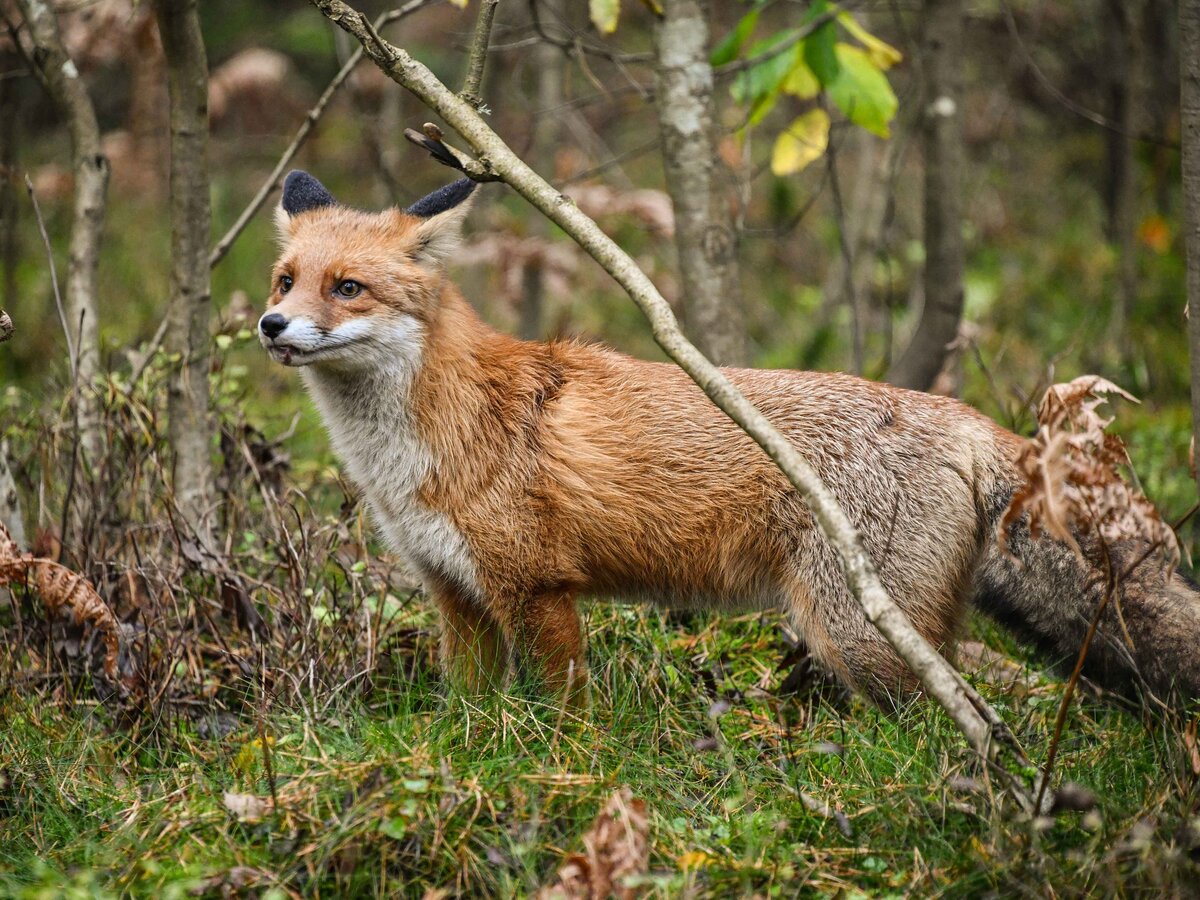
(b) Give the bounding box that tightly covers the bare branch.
[310,0,1043,812]
[460,0,500,109]
[24,176,74,378]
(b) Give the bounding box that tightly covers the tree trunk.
[0,68,18,313]
[652,0,747,367]
[521,0,566,341]
[156,0,216,541]
[15,0,109,461]
[887,0,964,392]
[1182,0,1200,501]
[1103,0,1141,357]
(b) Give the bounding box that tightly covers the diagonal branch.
[309,0,1043,813]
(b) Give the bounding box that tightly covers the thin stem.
[460,0,500,109]
[24,175,74,379]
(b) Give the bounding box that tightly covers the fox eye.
[278,275,293,294]
[335,279,362,299]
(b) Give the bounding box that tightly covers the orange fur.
[262,185,1028,705]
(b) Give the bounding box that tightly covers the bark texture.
[16,0,109,459]
[1183,0,1200,501]
[887,0,964,391]
[652,0,747,367]
[521,0,566,340]
[156,0,216,540]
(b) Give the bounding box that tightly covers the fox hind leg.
[509,590,589,712]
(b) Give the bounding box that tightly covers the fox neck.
[297,282,510,592]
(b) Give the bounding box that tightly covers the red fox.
[259,170,1200,706]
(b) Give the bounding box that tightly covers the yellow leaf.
[446,0,468,7]
[771,109,830,176]
[678,850,714,871]
[782,58,820,100]
[590,0,620,33]
[837,11,903,70]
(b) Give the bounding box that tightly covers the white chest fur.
[301,339,479,597]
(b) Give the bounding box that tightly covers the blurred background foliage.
[0,0,1193,530]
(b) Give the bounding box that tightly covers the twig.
[310,0,1042,813]
[460,0,499,109]
[24,175,75,379]
[208,0,436,270]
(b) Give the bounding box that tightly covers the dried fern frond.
[538,787,649,900]
[1001,375,1178,568]
[0,520,121,679]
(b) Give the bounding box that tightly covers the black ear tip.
[282,170,337,216]
[405,178,477,219]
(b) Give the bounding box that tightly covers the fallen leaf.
[223,791,273,823]
[538,787,649,899]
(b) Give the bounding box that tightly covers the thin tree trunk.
[0,68,18,312]
[156,0,216,541]
[887,0,964,392]
[1104,0,1141,356]
[521,0,566,340]
[1181,0,1200,501]
[652,0,747,367]
[15,0,109,461]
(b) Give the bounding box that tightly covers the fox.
[259,169,1200,707]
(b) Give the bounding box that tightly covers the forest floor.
[2,599,1199,898]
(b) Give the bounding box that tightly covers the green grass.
[2,604,1198,898]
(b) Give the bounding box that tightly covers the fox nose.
[259,313,288,339]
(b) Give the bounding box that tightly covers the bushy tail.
[971,510,1200,704]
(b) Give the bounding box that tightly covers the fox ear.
[407,178,477,264]
[281,170,337,215]
[276,170,337,236]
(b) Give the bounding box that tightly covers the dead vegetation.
[1002,374,1180,567]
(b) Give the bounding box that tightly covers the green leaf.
[711,9,760,66]
[836,11,903,70]
[214,333,233,351]
[802,1,840,84]
[771,109,830,175]
[826,43,897,137]
[730,29,801,104]
[590,0,619,34]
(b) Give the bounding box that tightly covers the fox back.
[260,171,1200,707]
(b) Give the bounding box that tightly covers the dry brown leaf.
[0,520,121,679]
[565,184,675,238]
[1184,719,1200,777]
[1001,376,1178,568]
[222,791,274,823]
[538,787,649,900]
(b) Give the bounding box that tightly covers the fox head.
[258,170,476,370]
